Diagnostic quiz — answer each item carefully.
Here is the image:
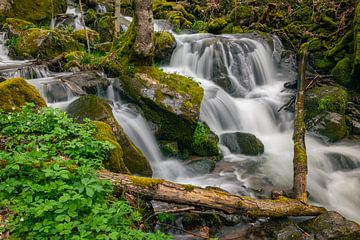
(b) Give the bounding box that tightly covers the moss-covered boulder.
[305,86,348,142]
[208,18,228,34]
[67,95,152,176]
[186,158,216,174]
[192,122,219,157]
[331,57,352,86]
[220,132,264,156]
[158,141,179,158]
[5,18,35,36]
[6,24,81,60]
[154,31,176,64]
[115,65,209,152]
[72,29,100,46]
[299,211,360,239]
[2,0,67,24]
[97,15,114,42]
[61,71,109,95]
[0,78,46,112]
[93,121,130,174]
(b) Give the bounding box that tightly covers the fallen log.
[98,170,326,217]
[292,45,309,203]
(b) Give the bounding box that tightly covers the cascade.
[1,21,359,223]
[163,32,360,222]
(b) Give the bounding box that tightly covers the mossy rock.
[192,20,207,33]
[331,57,352,86]
[192,122,219,157]
[93,121,130,174]
[220,132,264,156]
[352,4,360,90]
[4,0,67,24]
[72,29,100,46]
[115,65,205,152]
[5,18,35,36]
[0,78,46,112]
[158,141,179,158]
[299,211,360,239]
[153,31,176,64]
[305,86,348,142]
[67,95,152,176]
[305,86,348,121]
[8,27,82,60]
[208,18,228,34]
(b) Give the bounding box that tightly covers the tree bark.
[293,45,309,203]
[99,170,325,217]
[114,0,121,38]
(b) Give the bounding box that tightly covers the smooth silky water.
[1,16,359,223]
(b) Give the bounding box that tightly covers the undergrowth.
[0,104,170,240]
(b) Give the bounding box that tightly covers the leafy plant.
[193,122,209,146]
[0,104,170,240]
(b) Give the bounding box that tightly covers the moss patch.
[0,78,46,112]
[331,57,352,86]
[93,121,130,174]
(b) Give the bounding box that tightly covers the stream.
[0,4,360,226]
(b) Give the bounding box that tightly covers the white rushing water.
[161,32,360,222]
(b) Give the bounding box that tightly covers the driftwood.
[98,170,325,217]
[292,46,309,203]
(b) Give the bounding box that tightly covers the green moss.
[192,21,207,33]
[98,15,114,42]
[294,142,307,164]
[305,86,348,120]
[72,29,100,46]
[192,122,219,156]
[183,184,195,191]
[331,57,352,86]
[5,0,66,24]
[208,18,228,34]
[128,175,164,189]
[153,31,176,63]
[5,18,35,32]
[93,121,130,174]
[8,28,82,59]
[158,141,179,157]
[0,78,46,112]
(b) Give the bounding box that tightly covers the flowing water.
[1,24,360,223]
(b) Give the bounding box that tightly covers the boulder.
[93,121,130,174]
[154,31,177,64]
[300,211,360,240]
[67,95,152,176]
[72,29,100,46]
[305,86,348,142]
[1,0,66,24]
[115,65,213,154]
[186,158,216,174]
[331,57,352,86]
[6,20,81,60]
[61,71,109,95]
[158,141,179,158]
[310,112,348,142]
[220,132,264,156]
[192,122,219,157]
[0,77,46,112]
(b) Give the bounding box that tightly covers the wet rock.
[220,132,264,156]
[154,31,177,64]
[0,77,46,112]
[186,158,216,174]
[192,122,219,157]
[61,71,109,95]
[93,121,130,174]
[305,85,348,142]
[159,141,179,158]
[310,112,347,142]
[300,211,360,240]
[67,95,152,176]
[43,81,70,103]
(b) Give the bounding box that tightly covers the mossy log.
[98,170,326,217]
[293,45,309,203]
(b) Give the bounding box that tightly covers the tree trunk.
[99,170,325,217]
[114,0,121,38]
[293,45,309,203]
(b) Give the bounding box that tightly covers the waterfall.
[163,32,360,222]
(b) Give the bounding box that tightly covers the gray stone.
[220,132,264,156]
